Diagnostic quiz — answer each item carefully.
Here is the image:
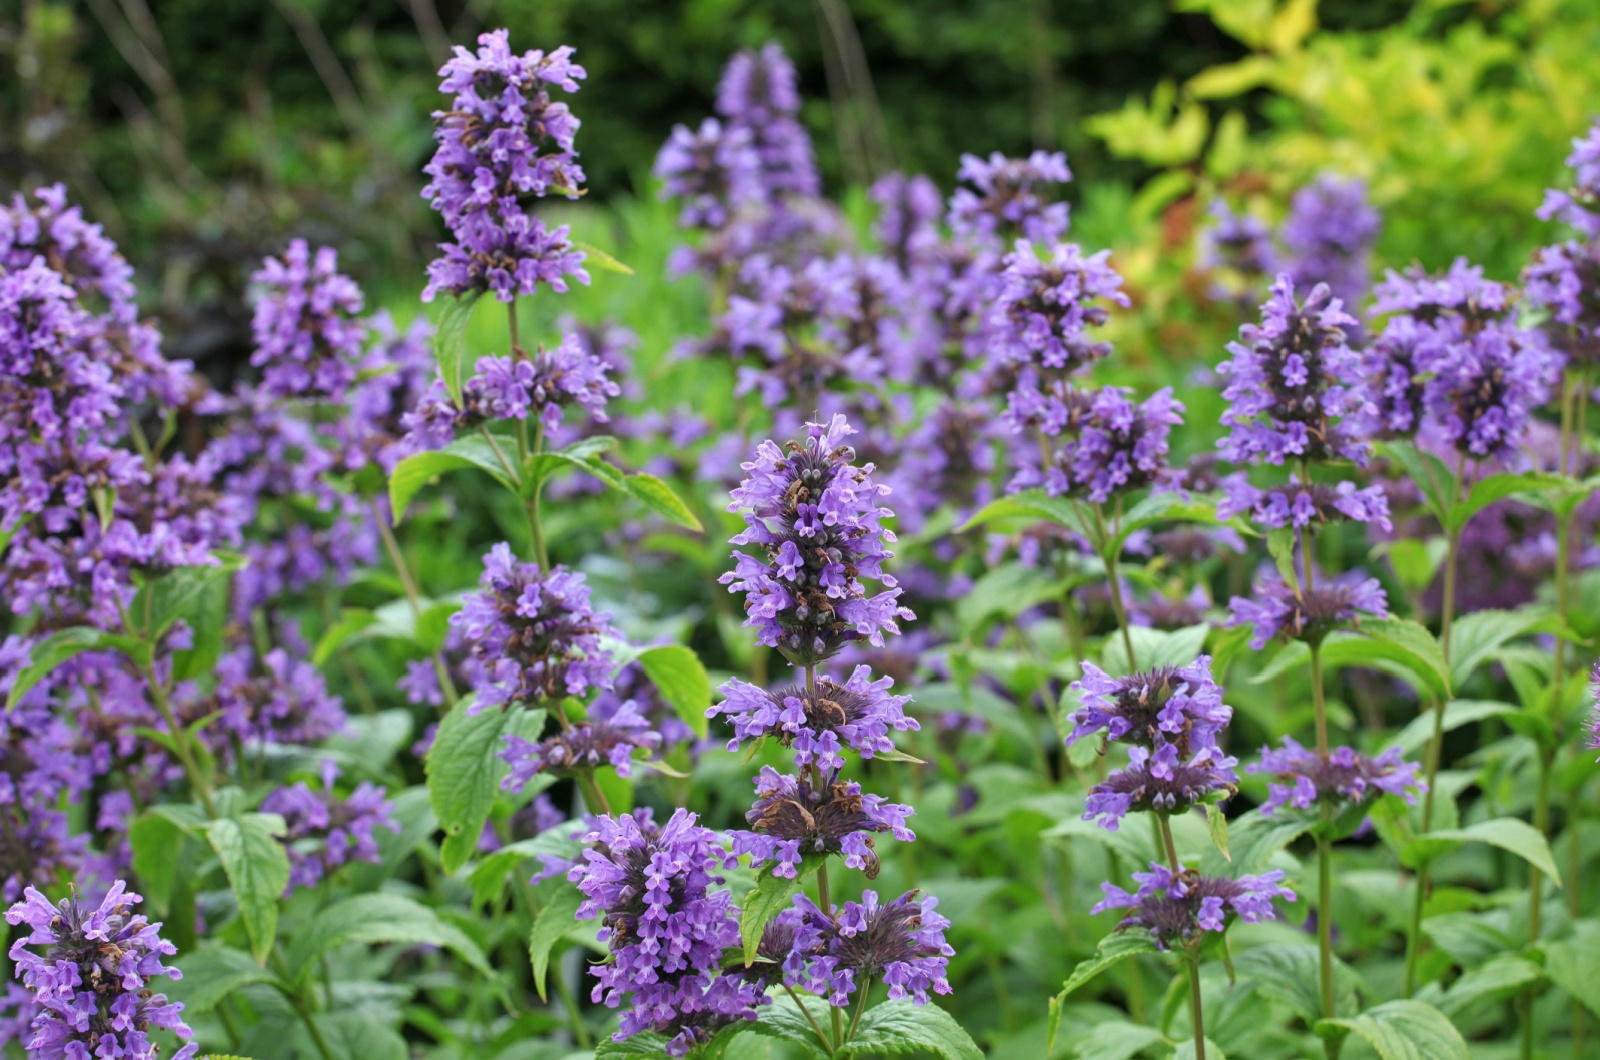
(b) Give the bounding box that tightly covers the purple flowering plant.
[3,25,1597,1060]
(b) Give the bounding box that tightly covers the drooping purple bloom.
[1282,176,1381,311]
[451,543,616,711]
[568,810,763,1056]
[730,766,914,879]
[947,151,1072,245]
[1046,386,1184,501]
[712,666,917,772]
[1537,118,1600,240]
[793,889,954,1007]
[421,30,591,302]
[1083,743,1239,831]
[1217,275,1371,468]
[1249,736,1425,814]
[5,880,199,1060]
[719,415,913,665]
[1227,570,1388,650]
[260,761,399,892]
[500,699,662,791]
[249,240,367,401]
[1065,656,1231,754]
[1091,862,1295,951]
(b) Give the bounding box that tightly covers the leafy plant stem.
[527,418,551,570]
[552,949,593,1048]
[372,497,458,709]
[1093,502,1136,669]
[127,636,216,818]
[804,665,845,1047]
[847,974,873,1042]
[1519,742,1556,1060]
[1317,808,1339,1060]
[782,982,833,1052]
[1186,954,1207,1060]
[1309,641,1329,757]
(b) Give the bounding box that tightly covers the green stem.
[527,420,550,570]
[1318,813,1338,1058]
[783,983,833,1051]
[1309,642,1329,758]
[1186,956,1208,1060]
[372,499,458,709]
[806,663,845,1048]
[137,656,216,818]
[1092,503,1136,669]
[553,950,593,1048]
[847,975,873,1042]
[1520,745,1555,1060]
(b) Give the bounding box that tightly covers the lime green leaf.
[1205,803,1230,862]
[1446,471,1568,534]
[390,434,517,519]
[529,883,584,1001]
[635,644,712,741]
[1543,922,1600,1017]
[433,292,482,405]
[7,627,125,710]
[622,472,703,531]
[1058,929,1160,1000]
[1201,806,1317,875]
[572,240,635,275]
[742,868,804,966]
[204,813,290,964]
[1316,999,1468,1060]
[1426,818,1561,884]
[312,608,377,666]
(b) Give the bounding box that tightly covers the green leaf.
[468,828,582,908]
[622,472,703,531]
[1372,538,1448,599]
[389,434,517,519]
[1267,527,1300,590]
[1445,607,1551,687]
[1201,807,1317,875]
[1392,700,1516,757]
[572,240,636,275]
[312,608,378,666]
[1543,922,1600,1017]
[1421,912,1515,967]
[433,292,482,405]
[1205,803,1230,862]
[7,627,121,710]
[312,1010,408,1060]
[1108,492,1224,555]
[129,811,195,915]
[1425,818,1561,885]
[835,1001,984,1060]
[131,554,244,644]
[635,644,712,741]
[717,994,830,1058]
[204,813,290,964]
[529,883,584,1001]
[168,945,288,1011]
[1252,619,1451,700]
[742,868,804,965]
[426,698,535,875]
[1101,623,1210,676]
[1235,944,1361,1024]
[286,892,493,982]
[596,1033,676,1056]
[1432,954,1543,1018]
[1380,442,1453,523]
[960,490,1093,538]
[1446,471,1567,534]
[1065,1021,1163,1060]
[955,562,1078,636]
[169,564,231,681]
[1316,999,1468,1060]
[1058,929,1160,1000]
[1172,1039,1227,1060]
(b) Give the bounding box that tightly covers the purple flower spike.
[6,880,199,1059]
[714,43,819,201]
[500,699,663,791]
[1249,736,1426,815]
[1199,200,1277,297]
[794,889,954,1007]
[1047,386,1185,501]
[249,239,367,402]
[1537,118,1600,240]
[719,414,913,665]
[730,766,914,879]
[1217,473,1391,532]
[712,666,918,772]
[1083,743,1239,831]
[1282,176,1381,311]
[1066,656,1231,754]
[948,151,1073,245]
[569,810,765,1056]
[1218,274,1371,469]
[451,543,617,711]
[990,241,1128,384]
[261,761,399,892]
[1227,571,1388,650]
[1091,862,1296,951]
[654,118,764,230]
[421,30,591,301]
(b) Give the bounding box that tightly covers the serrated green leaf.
[835,1001,984,1060]
[1235,944,1361,1024]
[1425,818,1561,884]
[7,627,122,710]
[635,644,712,740]
[287,892,493,982]
[433,292,482,405]
[1543,922,1600,1017]
[1391,700,1516,756]
[742,868,804,965]
[715,994,830,1058]
[312,1010,408,1060]
[1316,999,1468,1060]
[1432,954,1543,1018]
[1445,607,1551,687]
[129,811,193,915]
[390,434,517,519]
[529,883,584,1001]
[1058,929,1160,1000]
[571,240,635,275]
[1109,492,1224,555]
[960,489,1094,537]
[1065,1020,1163,1060]
[1252,619,1450,700]
[131,553,244,644]
[1171,1039,1227,1060]
[1446,471,1568,534]
[1380,442,1453,523]
[1201,806,1316,875]
[204,813,290,964]
[168,945,288,1011]
[312,608,378,666]
[426,696,517,874]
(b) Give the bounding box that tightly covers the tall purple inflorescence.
[6,881,198,1059]
[422,31,590,302]
[1282,176,1381,312]
[451,542,617,711]
[718,414,913,666]
[250,239,366,401]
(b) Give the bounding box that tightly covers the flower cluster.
[719,415,913,665]
[1282,176,1381,311]
[730,767,914,879]
[792,890,954,1006]
[249,239,367,401]
[1092,862,1295,951]
[568,810,760,1056]
[1537,118,1600,240]
[451,543,617,710]
[6,881,198,1059]
[948,151,1072,245]
[422,30,590,301]
[713,666,917,771]
[1046,386,1184,501]
[500,698,662,791]
[260,761,399,891]
[1228,570,1389,650]
[1249,737,1425,816]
